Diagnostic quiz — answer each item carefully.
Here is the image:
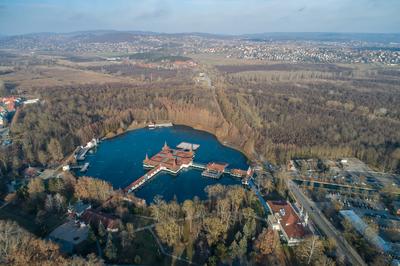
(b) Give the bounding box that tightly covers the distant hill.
[241,32,400,43]
[1,30,400,44]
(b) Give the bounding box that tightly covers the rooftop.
[340,210,392,252]
[176,142,200,151]
[268,200,308,240]
[206,162,229,173]
[23,167,41,178]
[81,209,120,230]
[68,200,91,215]
[49,220,89,253]
[143,142,194,172]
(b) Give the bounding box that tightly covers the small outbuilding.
[68,200,91,218]
[49,221,89,254]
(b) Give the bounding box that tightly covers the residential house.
[68,200,91,218]
[23,166,41,179]
[81,209,120,232]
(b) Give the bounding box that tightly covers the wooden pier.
[191,162,206,170]
[124,165,165,193]
[74,138,98,161]
[124,142,254,193]
[67,162,90,172]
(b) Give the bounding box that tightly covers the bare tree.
[295,236,324,265]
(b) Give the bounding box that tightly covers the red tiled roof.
[81,209,120,230]
[1,97,18,112]
[206,162,228,172]
[267,200,307,239]
[144,146,194,172]
[231,169,248,177]
[128,145,195,192]
[23,167,40,178]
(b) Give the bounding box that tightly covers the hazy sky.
[0,0,399,35]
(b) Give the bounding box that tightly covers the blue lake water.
[78,125,248,203]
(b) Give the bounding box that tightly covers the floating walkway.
[191,162,206,170]
[124,142,254,193]
[124,165,165,193]
[64,162,90,173]
[126,161,253,192]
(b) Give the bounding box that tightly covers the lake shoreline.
[77,124,249,203]
[101,121,252,165]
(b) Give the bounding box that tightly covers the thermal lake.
[77,125,248,203]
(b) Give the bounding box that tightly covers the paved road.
[287,180,366,266]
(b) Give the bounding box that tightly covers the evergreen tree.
[215,243,228,262]
[98,222,107,244]
[87,225,97,244]
[238,237,247,258]
[104,233,117,261]
[229,240,240,259]
[207,256,217,266]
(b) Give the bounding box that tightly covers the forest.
[1,59,400,183]
[0,169,336,265]
[214,63,400,172]
[0,38,399,266]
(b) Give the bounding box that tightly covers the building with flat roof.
[49,221,89,254]
[340,210,392,253]
[176,142,200,151]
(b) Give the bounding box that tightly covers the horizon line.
[2,29,400,38]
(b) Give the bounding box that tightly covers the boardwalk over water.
[191,162,206,169]
[125,161,252,193]
[69,162,90,172]
[124,165,166,193]
[123,142,253,193]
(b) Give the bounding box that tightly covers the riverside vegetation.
[1,58,400,178]
[0,46,399,265]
